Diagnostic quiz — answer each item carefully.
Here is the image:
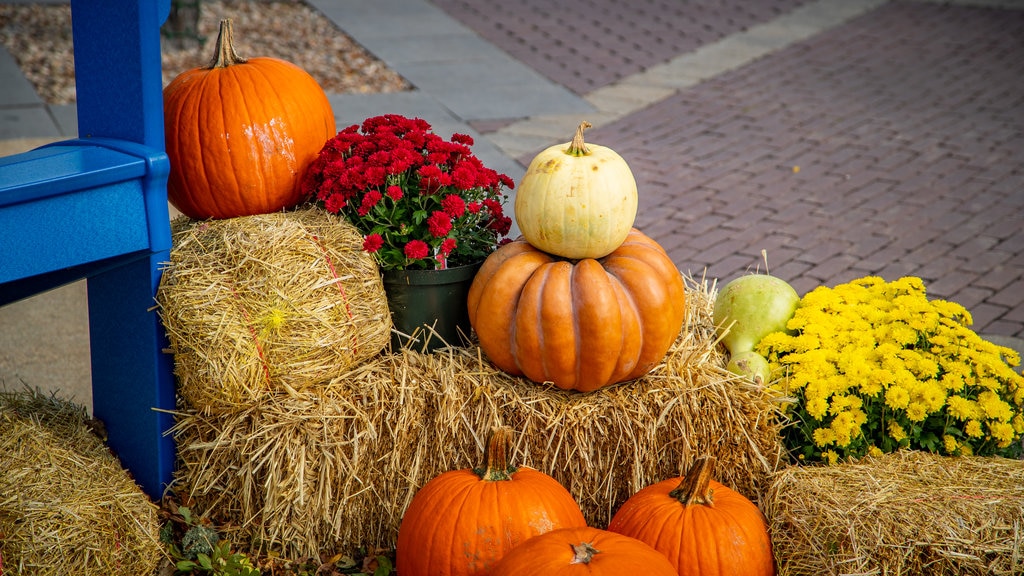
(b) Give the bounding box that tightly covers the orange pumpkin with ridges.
[467,228,686,392]
[489,526,679,576]
[607,455,776,576]
[163,18,335,219]
[396,427,586,576]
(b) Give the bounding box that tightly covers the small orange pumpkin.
[489,526,679,576]
[396,427,586,576]
[467,228,686,392]
[163,18,336,219]
[607,456,776,576]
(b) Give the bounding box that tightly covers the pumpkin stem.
[208,18,248,69]
[570,542,600,564]
[668,455,716,507]
[475,426,518,481]
[566,121,593,156]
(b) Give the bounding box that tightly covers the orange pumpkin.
[467,228,686,392]
[163,19,336,219]
[607,456,776,576]
[396,427,586,576]
[489,526,679,575]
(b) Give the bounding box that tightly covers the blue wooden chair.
[0,0,175,500]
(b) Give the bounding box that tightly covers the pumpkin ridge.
[604,269,643,383]
[197,74,235,216]
[250,60,306,198]
[225,69,267,212]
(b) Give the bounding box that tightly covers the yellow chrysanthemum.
[964,420,984,438]
[888,421,907,442]
[942,435,959,454]
[989,422,1016,447]
[885,386,911,411]
[813,427,836,447]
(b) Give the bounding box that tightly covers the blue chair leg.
[86,250,175,500]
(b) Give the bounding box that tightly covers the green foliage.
[161,505,261,576]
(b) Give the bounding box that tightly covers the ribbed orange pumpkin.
[489,526,679,576]
[467,228,686,392]
[163,18,336,219]
[396,427,586,576]
[607,456,776,576]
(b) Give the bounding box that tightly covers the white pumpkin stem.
[208,18,248,69]
[566,121,593,156]
[476,426,518,481]
[570,542,600,564]
[668,455,716,507]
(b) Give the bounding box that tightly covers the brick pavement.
[430,0,814,95]
[430,0,1024,339]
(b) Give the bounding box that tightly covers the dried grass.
[0,387,164,576]
[169,274,787,559]
[156,208,392,414]
[765,450,1024,576]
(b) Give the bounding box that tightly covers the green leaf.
[373,555,393,576]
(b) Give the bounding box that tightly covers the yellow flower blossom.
[905,402,928,422]
[942,435,959,454]
[885,386,911,411]
[888,421,907,442]
[964,420,983,438]
[990,422,1015,448]
[813,427,836,447]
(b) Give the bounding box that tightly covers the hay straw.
[170,273,786,559]
[765,450,1024,575]
[0,387,164,576]
[157,208,392,414]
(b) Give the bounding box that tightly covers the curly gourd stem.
[570,542,601,564]
[208,18,248,69]
[566,121,593,156]
[668,455,716,507]
[477,426,518,481]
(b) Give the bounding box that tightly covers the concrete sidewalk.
[1,0,1022,412]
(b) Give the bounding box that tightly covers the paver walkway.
[427,0,1024,339]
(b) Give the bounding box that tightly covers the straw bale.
[157,208,392,414]
[0,387,164,575]
[765,450,1024,576]
[170,274,786,559]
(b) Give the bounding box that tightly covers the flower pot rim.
[381,261,482,285]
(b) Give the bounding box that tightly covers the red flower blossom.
[439,237,457,257]
[386,185,404,201]
[441,194,466,218]
[404,239,429,260]
[362,233,384,253]
[358,189,383,216]
[427,210,453,237]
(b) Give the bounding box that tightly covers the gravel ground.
[0,0,410,105]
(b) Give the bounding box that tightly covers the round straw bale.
[170,274,786,559]
[0,387,164,576]
[764,450,1024,576]
[157,208,391,414]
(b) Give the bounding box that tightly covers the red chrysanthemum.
[441,194,466,218]
[404,239,429,260]
[427,210,453,238]
[362,233,384,253]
